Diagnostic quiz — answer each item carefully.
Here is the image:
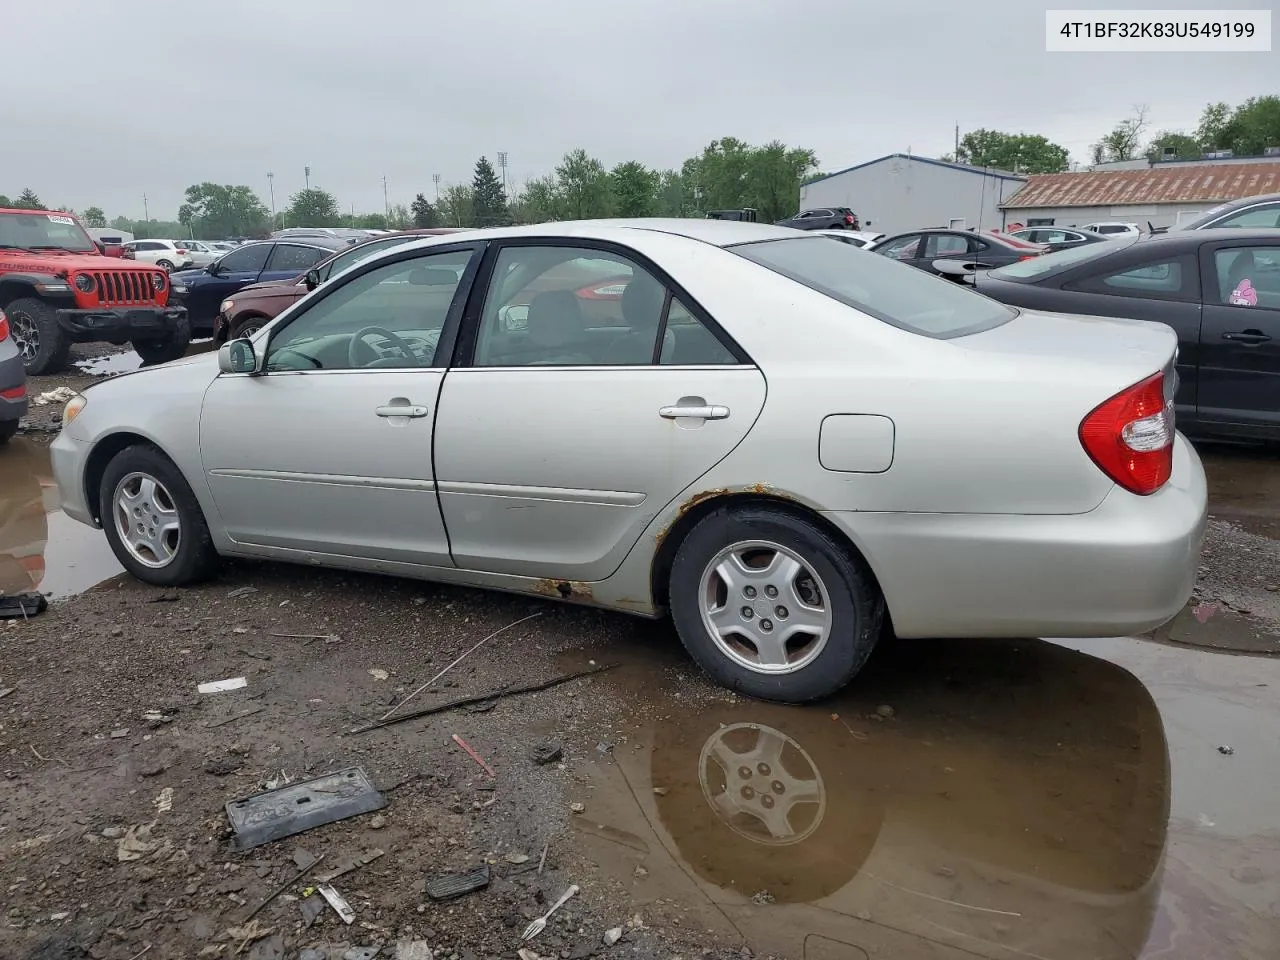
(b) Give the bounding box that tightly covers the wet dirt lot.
[1,350,1278,959]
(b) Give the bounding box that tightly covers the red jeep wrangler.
[0,207,190,375]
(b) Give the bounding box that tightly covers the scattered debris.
[0,591,47,619]
[451,734,496,777]
[504,852,531,865]
[425,864,491,901]
[315,848,384,884]
[227,919,274,952]
[570,803,585,814]
[243,852,326,923]
[142,707,178,725]
[538,841,549,875]
[394,943,433,960]
[248,934,287,960]
[110,728,130,739]
[31,386,78,406]
[153,787,174,813]
[521,884,580,941]
[316,884,356,924]
[602,928,623,947]
[227,586,259,598]
[0,687,13,700]
[225,767,387,851]
[651,787,668,796]
[116,823,161,862]
[198,677,248,694]
[293,848,318,869]
[206,706,266,728]
[633,866,648,879]
[518,951,540,960]
[532,742,564,766]
[49,911,70,922]
[875,705,895,719]
[368,814,387,829]
[146,591,180,603]
[368,669,389,681]
[269,631,341,643]
[1219,744,1235,755]
[299,894,327,929]
[751,890,776,905]
[342,948,380,960]
[205,756,245,776]
[14,833,53,852]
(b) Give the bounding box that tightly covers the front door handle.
[659,403,729,420]
[375,404,429,418]
[1222,330,1272,345]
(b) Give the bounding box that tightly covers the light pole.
[382,175,389,220]
[267,172,276,227]
[305,165,311,191]
[142,194,149,222]
[496,151,509,200]
[432,173,441,203]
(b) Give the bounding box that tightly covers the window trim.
[1199,238,1280,311]
[876,233,923,260]
[265,242,326,274]
[1209,202,1280,230]
[1061,252,1200,303]
[448,236,754,369]
[257,239,489,373]
[219,242,274,275]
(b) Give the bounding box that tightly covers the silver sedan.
[50,219,1207,703]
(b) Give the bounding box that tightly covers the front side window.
[218,244,272,273]
[876,235,922,260]
[266,249,474,371]
[732,235,1014,339]
[1214,247,1280,307]
[267,243,328,273]
[323,236,416,280]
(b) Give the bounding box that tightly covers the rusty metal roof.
[1002,163,1280,209]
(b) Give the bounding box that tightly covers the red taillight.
[175,248,187,255]
[0,311,8,341]
[1,385,25,400]
[1079,372,1174,496]
[1018,254,1037,261]
[575,279,629,300]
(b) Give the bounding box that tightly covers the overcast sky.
[9,0,1277,220]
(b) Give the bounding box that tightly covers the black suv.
[775,207,860,230]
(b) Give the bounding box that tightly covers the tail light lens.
[1079,372,1174,495]
[1019,255,1037,261]
[122,248,135,259]
[1,385,25,400]
[844,214,854,224]
[0,310,8,341]
[575,279,628,300]
[176,248,187,255]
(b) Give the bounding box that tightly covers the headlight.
[62,394,87,428]
[74,273,96,294]
[152,272,167,292]
[220,299,235,313]
[172,283,188,295]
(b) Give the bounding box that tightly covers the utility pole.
[142,194,149,222]
[496,151,509,199]
[267,172,276,226]
[432,173,441,202]
[955,124,960,160]
[305,166,311,191]
[382,175,389,219]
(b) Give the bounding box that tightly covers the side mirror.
[304,268,320,291]
[498,304,529,331]
[207,261,221,276]
[219,338,259,375]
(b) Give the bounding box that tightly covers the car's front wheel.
[156,259,174,271]
[669,505,883,703]
[230,315,267,340]
[132,314,192,366]
[99,444,220,585]
[5,297,70,375]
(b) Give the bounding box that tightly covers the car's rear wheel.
[230,316,267,340]
[4,297,69,375]
[99,444,220,586]
[156,259,174,271]
[669,505,883,703]
[132,314,192,366]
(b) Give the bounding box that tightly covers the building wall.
[1005,203,1213,230]
[799,157,1024,235]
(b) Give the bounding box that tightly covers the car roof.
[405,218,805,247]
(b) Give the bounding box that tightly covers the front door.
[186,242,274,327]
[433,241,766,581]
[1197,240,1280,434]
[199,244,482,564]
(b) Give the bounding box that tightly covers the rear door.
[431,239,766,581]
[1197,239,1280,436]
[189,242,274,326]
[263,242,329,282]
[922,232,970,273]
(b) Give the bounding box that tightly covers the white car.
[1080,222,1142,238]
[49,219,1205,703]
[175,240,221,268]
[812,229,886,248]
[122,239,194,271]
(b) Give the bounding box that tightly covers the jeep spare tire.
[4,297,69,376]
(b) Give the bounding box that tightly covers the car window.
[267,243,327,273]
[926,234,969,257]
[876,235,922,260]
[660,297,737,365]
[266,249,474,371]
[732,235,1015,339]
[218,243,272,273]
[473,245,683,366]
[988,237,1137,281]
[1214,205,1280,229]
[324,236,417,280]
[1213,247,1280,307]
[1066,256,1196,301]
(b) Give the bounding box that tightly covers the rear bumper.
[829,434,1208,638]
[56,306,187,342]
[0,344,27,421]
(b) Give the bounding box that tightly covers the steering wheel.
[348,326,417,368]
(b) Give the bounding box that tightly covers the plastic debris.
[603,928,623,946]
[153,787,174,813]
[570,802,585,814]
[368,669,389,681]
[31,387,77,406]
[315,848,385,883]
[316,883,356,924]
[425,864,491,901]
[198,677,248,694]
[0,592,47,619]
[116,823,160,862]
[504,852,531,864]
[225,767,387,851]
[1218,744,1235,755]
[532,742,564,766]
[452,734,496,777]
[521,884,580,941]
[227,586,258,598]
[394,944,433,960]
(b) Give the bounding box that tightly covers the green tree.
[14,188,43,209]
[951,129,1070,173]
[0,195,10,207]
[1146,131,1202,162]
[1219,96,1280,155]
[1195,102,1234,150]
[438,184,475,227]
[471,156,512,227]
[1091,106,1150,164]
[512,175,563,223]
[284,188,340,228]
[387,203,412,230]
[177,182,271,238]
[679,138,818,221]
[654,169,692,218]
[81,206,107,227]
[610,161,660,217]
[411,193,439,228]
[555,149,612,219]
[109,215,132,232]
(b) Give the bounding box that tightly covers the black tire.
[668,505,883,703]
[4,297,70,376]
[230,315,267,340]
[132,313,191,366]
[0,421,17,444]
[156,259,174,271]
[98,444,220,586]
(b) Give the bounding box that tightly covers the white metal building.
[797,154,1026,236]
[86,226,134,245]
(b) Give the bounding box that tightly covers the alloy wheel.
[112,472,182,568]
[9,311,39,363]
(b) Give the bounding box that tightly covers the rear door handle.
[659,404,729,420]
[1222,330,1272,345]
[375,404,429,418]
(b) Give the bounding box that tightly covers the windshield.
[0,211,96,252]
[987,236,1137,281]
[731,235,1014,338]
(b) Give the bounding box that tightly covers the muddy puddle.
[566,635,1280,959]
[1200,444,1280,541]
[0,439,121,597]
[72,338,213,377]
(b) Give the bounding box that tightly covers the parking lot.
[1,343,1277,960]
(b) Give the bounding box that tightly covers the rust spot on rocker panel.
[534,579,594,602]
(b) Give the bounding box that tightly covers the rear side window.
[1065,256,1197,301]
[731,236,1014,339]
[988,237,1136,281]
